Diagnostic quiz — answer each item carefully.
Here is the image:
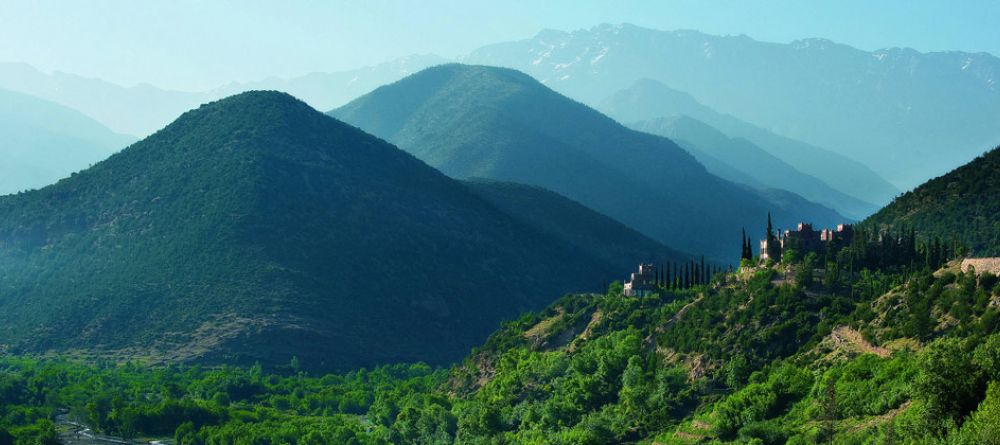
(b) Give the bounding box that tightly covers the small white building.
[624,263,658,297]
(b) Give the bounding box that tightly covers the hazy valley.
[1,10,998,445]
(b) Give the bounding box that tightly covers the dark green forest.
[3,238,998,444]
[0,91,683,371]
[864,146,1000,256]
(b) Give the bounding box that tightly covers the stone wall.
[961,258,1000,275]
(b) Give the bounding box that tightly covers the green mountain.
[630,115,879,220]
[600,79,898,207]
[0,91,682,370]
[0,88,134,195]
[331,64,845,262]
[3,235,997,445]
[464,179,688,271]
[864,146,1000,256]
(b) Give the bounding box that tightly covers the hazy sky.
[1,0,998,91]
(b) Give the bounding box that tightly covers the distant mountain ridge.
[0,56,449,137]
[0,62,204,137]
[0,91,683,370]
[332,64,846,262]
[600,79,898,208]
[463,23,1000,188]
[210,54,449,113]
[0,88,134,195]
[629,115,878,219]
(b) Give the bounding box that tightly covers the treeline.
[834,227,961,272]
[740,218,962,273]
[2,244,999,445]
[610,257,726,293]
[655,257,725,290]
[0,360,443,445]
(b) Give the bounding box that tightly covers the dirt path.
[830,326,889,358]
[55,414,166,445]
[656,294,704,334]
[849,401,912,433]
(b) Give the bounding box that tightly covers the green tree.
[795,253,817,288]
[914,338,984,428]
[953,382,1000,445]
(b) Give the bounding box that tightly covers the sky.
[1,0,998,91]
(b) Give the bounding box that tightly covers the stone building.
[624,263,658,297]
[760,223,854,262]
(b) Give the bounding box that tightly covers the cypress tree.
[741,228,748,260]
[686,262,692,288]
[671,263,677,289]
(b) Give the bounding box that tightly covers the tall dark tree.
[741,228,749,260]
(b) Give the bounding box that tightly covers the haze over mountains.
[463,23,1000,188]
[4,23,996,197]
[332,64,844,261]
[599,79,899,209]
[0,88,134,195]
[0,91,685,369]
[628,116,876,220]
[0,56,446,137]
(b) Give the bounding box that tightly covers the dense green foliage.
[0,91,679,371]
[864,146,1000,256]
[3,254,997,444]
[331,64,845,261]
[0,358,442,445]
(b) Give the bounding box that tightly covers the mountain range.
[628,116,876,220]
[332,64,845,261]
[463,23,1000,188]
[0,56,447,137]
[7,23,997,193]
[599,79,898,208]
[0,91,685,370]
[0,88,134,195]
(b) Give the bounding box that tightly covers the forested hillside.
[332,64,845,261]
[864,146,1000,256]
[464,179,690,270]
[2,223,997,444]
[0,91,683,371]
